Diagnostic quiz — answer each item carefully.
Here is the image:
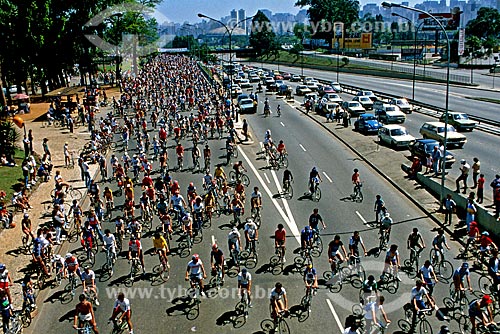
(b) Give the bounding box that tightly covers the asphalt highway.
[26,82,493,334]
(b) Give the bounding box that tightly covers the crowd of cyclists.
[4,54,499,334]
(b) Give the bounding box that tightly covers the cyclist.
[192,196,204,231]
[244,218,258,251]
[419,260,439,297]
[51,253,65,281]
[191,143,201,169]
[374,194,386,223]
[300,226,314,251]
[453,262,473,292]
[128,236,146,276]
[307,167,322,195]
[361,275,380,304]
[468,294,497,334]
[210,244,225,283]
[407,228,426,258]
[237,268,253,307]
[103,186,114,210]
[234,180,246,202]
[274,224,287,263]
[0,265,12,305]
[432,229,451,264]
[379,212,393,246]
[102,229,117,274]
[479,231,498,261]
[410,280,435,332]
[233,161,247,180]
[309,208,326,233]
[364,295,391,334]
[228,227,241,257]
[182,213,193,247]
[214,165,226,183]
[351,168,361,192]
[303,264,318,294]
[488,249,500,299]
[185,254,207,297]
[203,144,211,170]
[349,231,367,261]
[73,293,99,334]
[203,171,213,191]
[65,252,82,280]
[175,142,184,167]
[250,187,262,213]
[109,292,133,334]
[170,190,188,220]
[277,140,287,158]
[81,266,100,306]
[139,192,151,219]
[463,221,480,256]
[382,244,401,281]
[328,235,348,273]
[270,282,288,321]
[153,232,169,270]
[230,193,244,220]
[282,168,293,191]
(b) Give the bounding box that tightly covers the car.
[239,79,252,88]
[320,102,340,116]
[249,74,260,83]
[409,139,456,169]
[277,84,293,96]
[378,124,416,148]
[282,73,292,80]
[237,71,245,78]
[296,85,312,96]
[354,113,382,134]
[357,90,378,101]
[419,121,467,148]
[439,112,478,132]
[275,80,285,87]
[303,77,314,84]
[318,85,335,96]
[264,77,277,91]
[290,75,302,82]
[237,94,249,104]
[306,81,320,91]
[322,93,343,104]
[390,98,413,114]
[330,82,343,93]
[342,101,366,117]
[230,85,242,97]
[238,98,257,114]
[274,74,283,80]
[352,96,374,110]
[303,92,319,105]
[374,103,406,124]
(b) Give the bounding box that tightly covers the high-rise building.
[230,9,238,26]
[238,9,246,30]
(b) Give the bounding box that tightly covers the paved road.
[245,61,500,123]
[27,83,491,334]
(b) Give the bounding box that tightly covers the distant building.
[238,8,246,30]
[295,9,308,23]
[230,9,238,26]
[260,9,273,21]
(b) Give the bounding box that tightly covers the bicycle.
[84,238,96,265]
[260,309,290,334]
[350,183,364,202]
[102,246,116,276]
[177,155,184,171]
[20,292,36,328]
[105,200,114,220]
[380,265,400,294]
[109,317,128,334]
[429,248,453,280]
[231,208,242,227]
[323,258,351,293]
[6,311,24,334]
[404,247,424,278]
[21,233,31,255]
[152,254,170,282]
[235,288,250,318]
[228,170,250,187]
[250,206,262,229]
[129,257,142,281]
[379,227,391,251]
[444,284,470,315]
[346,255,366,288]
[270,245,286,273]
[210,264,224,290]
[301,286,317,314]
[65,271,79,296]
[398,305,433,334]
[311,181,321,202]
[310,230,323,257]
[240,239,258,269]
[282,179,293,199]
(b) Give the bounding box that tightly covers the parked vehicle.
[419,122,467,148]
[374,103,406,124]
[439,112,477,132]
[409,139,456,168]
[378,125,416,148]
[342,101,366,117]
[354,113,382,134]
[389,97,413,114]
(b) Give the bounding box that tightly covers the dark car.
[408,139,456,169]
[277,84,293,96]
[353,113,382,134]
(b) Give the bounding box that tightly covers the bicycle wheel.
[285,184,293,200]
[313,187,321,202]
[429,249,439,266]
[228,171,236,182]
[398,319,411,332]
[437,260,453,280]
[312,235,323,255]
[253,213,261,229]
[351,264,366,288]
[241,174,250,187]
[478,274,494,294]
[294,256,306,269]
[69,188,83,202]
[352,303,363,316]
[357,190,364,202]
[245,257,257,269]
[232,149,239,158]
[280,157,289,169]
[458,314,473,334]
[270,255,281,266]
[278,318,290,334]
[419,319,433,334]
[260,319,275,332]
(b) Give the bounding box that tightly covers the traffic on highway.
[21,54,500,334]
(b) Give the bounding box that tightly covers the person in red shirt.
[479,231,498,262]
[277,140,287,157]
[463,221,479,256]
[176,143,184,159]
[477,173,485,204]
[142,174,153,189]
[274,224,287,262]
[158,127,167,142]
[170,180,180,195]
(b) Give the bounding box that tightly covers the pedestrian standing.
[424,154,432,174]
[23,136,30,158]
[443,194,456,226]
[466,198,477,232]
[471,157,480,189]
[28,129,34,155]
[431,146,441,177]
[477,174,485,204]
[490,175,500,208]
[82,160,91,189]
[242,119,248,141]
[42,138,51,162]
[78,154,85,181]
[28,155,37,185]
[495,187,500,220]
[22,159,30,189]
[455,159,470,194]
[64,142,70,167]
[68,115,74,133]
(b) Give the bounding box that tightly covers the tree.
[293,23,310,41]
[249,10,277,57]
[466,8,500,40]
[295,0,359,47]
[0,121,20,161]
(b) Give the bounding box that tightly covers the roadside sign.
[458,28,465,56]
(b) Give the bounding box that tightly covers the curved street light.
[198,13,254,122]
[383,2,451,206]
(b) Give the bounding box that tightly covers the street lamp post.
[198,13,254,122]
[383,2,451,206]
[113,13,124,85]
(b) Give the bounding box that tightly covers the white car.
[390,98,413,114]
[342,101,366,116]
[230,85,243,97]
[322,93,343,104]
[378,125,416,148]
[330,82,343,93]
[290,75,302,82]
[296,85,312,96]
[303,92,318,104]
[374,103,406,124]
[239,79,252,88]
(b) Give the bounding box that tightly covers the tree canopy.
[466,7,500,40]
[249,10,277,57]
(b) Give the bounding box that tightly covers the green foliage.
[295,0,359,46]
[249,10,277,57]
[293,23,311,41]
[171,35,198,49]
[466,8,500,41]
[341,57,349,66]
[0,121,20,160]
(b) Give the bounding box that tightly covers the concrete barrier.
[402,164,499,236]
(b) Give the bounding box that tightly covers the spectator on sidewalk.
[42,138,51,161]
[22,158,30,189]
[0,154,15,167]
[83,160,91,189]
[23,136,30,158]
[28,129,34,155]
[64,143,71,167]
[477,174,485,204]
[242,119,248,141]
[68,115,74,133]
[0,264,13,305]
[431,146,441,177]
[28,155,37,185]
[471,157,480,189]
[443,194,456,226]
[490,175,500,208]
[455,159,470,194]
[495,187,500,220]
[466,198,477,232]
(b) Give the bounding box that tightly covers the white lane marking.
[356,211,368,225]
[323,172,333,183]
[280,122,285,127]
[211,235,216,246]
[237,146,300,244]
[326,298,345,333]
[270,170,300,244]
[299,144,307,152]
[264,173,271,184]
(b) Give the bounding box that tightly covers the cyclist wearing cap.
[303,264,318,292]
[469,295,497,334]
[128,236,146,276]
[380,212,392,237]
[228,227,241,254]
[244,218,258,251]
[274,224,287,262]
[73,293,99,333]
[210,244,225,282]
[65,253,82,279]
[307,167,322,194]
[270,282,288,320]
[52,254,65,280]
[453,262,473,292]
[300,226,314,251]
[238,268,253,307]
[109,292,133,334]
[81,266,100,306]
[479,231,498,259]
[185,254,207,297]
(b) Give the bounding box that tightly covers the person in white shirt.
[456,159,471,194]
[185,254,207,297]
[109,292,133,333]
[81,266,99,306]
[228,227,242,254]
[237,268,252,307]
[270,282,288,321]
[170,192,187,217]
[364,296,391,333]
[244,218,259,251]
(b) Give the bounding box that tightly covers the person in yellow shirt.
[153,232,169,274]
[214,165,226,182]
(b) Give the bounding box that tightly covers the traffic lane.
[248,61,500,121]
